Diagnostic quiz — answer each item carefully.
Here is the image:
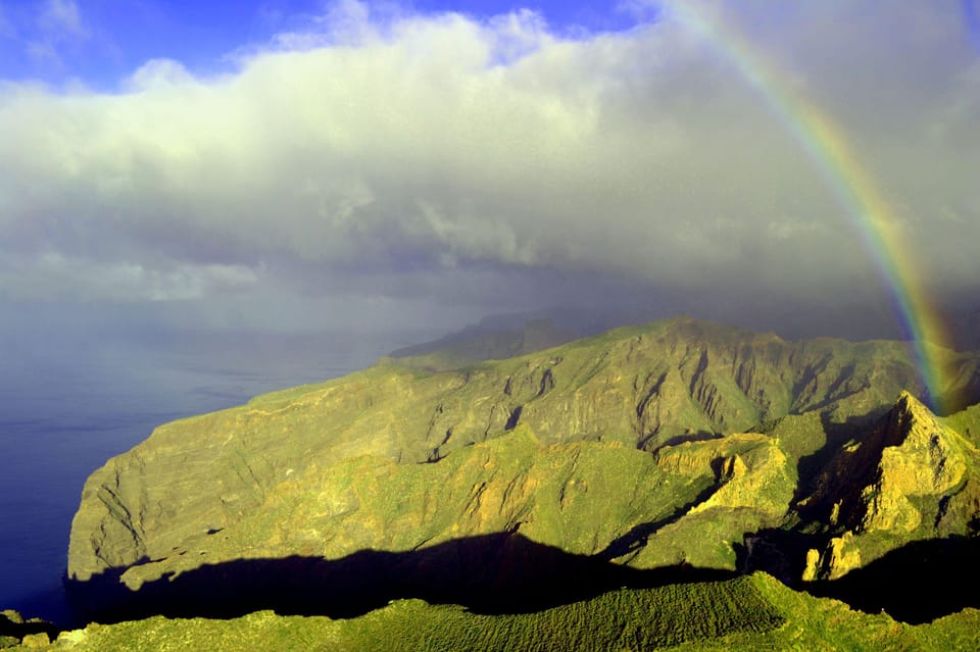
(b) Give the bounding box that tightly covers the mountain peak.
[802,387,977,581]
[895,389,930,414]
[884,390,944,449]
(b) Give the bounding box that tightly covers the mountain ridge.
[64,316,980,630]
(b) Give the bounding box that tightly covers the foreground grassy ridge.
[676,573,980,651]
[18,577,783,650]
[17,574,978,651]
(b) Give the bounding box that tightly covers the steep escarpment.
[74,426,797,614]
[66,317,980,622]
[801,392,980,581]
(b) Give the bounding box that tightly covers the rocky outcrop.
[630,434,795,570]
[802,392,980,581]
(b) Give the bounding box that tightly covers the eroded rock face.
[802,392,980,581]
[78,426,797,597]
[630,435,796,571]
[66,318,980,610]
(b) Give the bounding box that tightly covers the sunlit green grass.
[37,573,979,651]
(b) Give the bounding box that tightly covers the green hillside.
[53,317,980,649]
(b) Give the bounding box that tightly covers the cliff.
[64,317,980,624]
[801,392,980,580]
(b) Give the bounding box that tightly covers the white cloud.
[38,0,87,39]
[126,59,197,91]
[0,1,977,310]
[23,0,89,66]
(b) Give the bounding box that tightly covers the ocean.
[0,328,430,625]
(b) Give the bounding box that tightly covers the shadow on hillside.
[807,535,980,624]
[737,528,813,586]
[598,472,723,561]
[739,531,979,624]
[789,410,885,519]
[646,431,721,454]
[0,611,59,642]
[66,530,734,625]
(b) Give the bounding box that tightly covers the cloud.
[38,0,87,39]
[127,58,197,91]
[0,252,257,302]
[22,0,89,66]
[0,0,977,321]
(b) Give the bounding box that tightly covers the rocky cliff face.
[83,426,797,598]
[801,392,980,581]
[66,317,980,616]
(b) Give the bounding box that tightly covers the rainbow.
[661,2,959,412]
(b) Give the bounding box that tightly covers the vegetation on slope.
[798,392,980,580]
[71,317,978,584]
[60,317,980,640]
[7,574,979,651]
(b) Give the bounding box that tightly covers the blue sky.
[0,1,978,342]
[0,1,321,86]
[0,1,646,89]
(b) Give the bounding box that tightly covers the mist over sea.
[0,328,433,625]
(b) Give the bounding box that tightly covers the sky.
[1,0,979,347]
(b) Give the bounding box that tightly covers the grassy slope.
[114,426,794,590]
[20,574,978,651]
[73,317,960,582]
[944,403,980,447]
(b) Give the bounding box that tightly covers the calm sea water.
[0,329,430,625]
